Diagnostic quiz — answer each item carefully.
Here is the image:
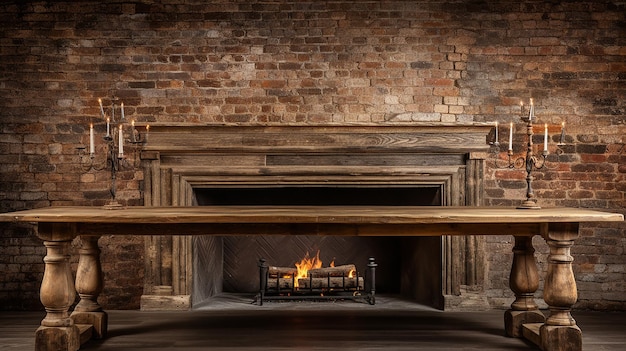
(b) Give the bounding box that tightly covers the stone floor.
[2,295,625,350]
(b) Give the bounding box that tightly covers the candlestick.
[490,99,565,210]
[80,101,147,210]
[118,127,124,157]
[131,120,138,142]
[89,124,95,155]
[495,121,499,144]
[508,122,513,151]
[98,98,105,118]
[543,123,548,153]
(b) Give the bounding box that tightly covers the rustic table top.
[0,206,622,224]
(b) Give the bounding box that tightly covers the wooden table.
[1,206,622,351]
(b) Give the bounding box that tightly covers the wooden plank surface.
[0,206,622,224]
[141,124,494,154]
[5,308,626,351]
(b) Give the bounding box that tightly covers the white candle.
[494,121,499,144]
[529,98,534,121]
[98,98,105,117]
[106,118,110,136]
[509,122,513,151]
[118,127,124,157]
[121,102,125,120]
[89,124,95,155]
[543,123,548,151]
[560,122,565,144]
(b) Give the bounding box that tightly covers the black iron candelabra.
[77,99,149,209]
[490,100,565,209]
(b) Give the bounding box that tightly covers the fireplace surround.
[139,124,492,310]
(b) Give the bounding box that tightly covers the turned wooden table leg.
[36,225,80,351]
[540,223,582,351]
[71,235,108,339]
[505,235,545,337]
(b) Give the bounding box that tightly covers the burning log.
[308,264,356,278]
[257,257,377,306]
[268,266,297,277]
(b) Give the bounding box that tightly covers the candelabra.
[490,100,565,209]
[77,99,149,209]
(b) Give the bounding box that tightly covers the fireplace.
[195,185,441,298]
[139,124,492,311]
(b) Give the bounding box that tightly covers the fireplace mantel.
[141,123,492,153]
[139,123,493,310]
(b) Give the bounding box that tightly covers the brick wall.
[0,1,624,310]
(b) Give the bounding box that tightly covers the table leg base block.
[504,309,546,337]
[71,311,108,339]
[540,324,582,351]
[35,325,80,351]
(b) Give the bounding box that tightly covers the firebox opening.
[194,185,442,206]
[193,184,444,308]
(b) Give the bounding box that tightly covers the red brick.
[0,0,624,312]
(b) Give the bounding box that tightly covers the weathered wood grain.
[141,124,494,154]
[2,206,621,225]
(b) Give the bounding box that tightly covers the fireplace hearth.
[139,124,492,311]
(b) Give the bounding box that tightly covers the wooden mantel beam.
[140,123,494,155]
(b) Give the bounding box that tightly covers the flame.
[348,269,355,278]
[294,250,323,288]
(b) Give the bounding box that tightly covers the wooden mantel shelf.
[1,205,622,351]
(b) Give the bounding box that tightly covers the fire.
[291,251,356,287]
[294,250,323,288]
[327,256,356,278]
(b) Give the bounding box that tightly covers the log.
[308,264,356,277]
[268,266,297,277]
[298,277,364,290]
[265,277,295,290]
[266,276,364,290]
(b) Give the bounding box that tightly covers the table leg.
[505,235,545,337]
[540,224,581,351]
[36,240,80,351]
[71,235,108,339]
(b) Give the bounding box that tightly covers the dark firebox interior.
[195,185,443,306]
